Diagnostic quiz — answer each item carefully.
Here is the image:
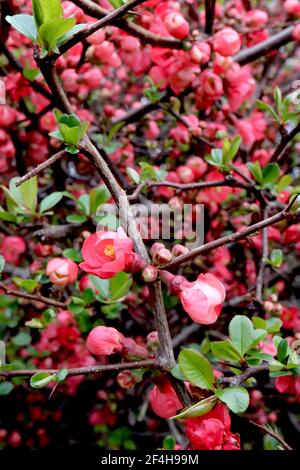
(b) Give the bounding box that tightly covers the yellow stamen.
[104,244,115,257]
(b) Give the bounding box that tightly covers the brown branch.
[163,205,300,270]
[256,207,269,303]
[271,120,300,162]
[220,363,269,386]
[15,149,66,187]
[0,281,68,309]
[33,47,192,407]
[0,359,159,378]
[71,0,183,49]
[204,0,216,34]
[233,25,296,65]
[249,420,293,451]
[57,0,149,56]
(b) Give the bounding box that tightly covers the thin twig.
[249,420,293,451]
[163,205,300,270]
[271,121,300,162]
[204,0,216,34]
[256,207,269,302]
[0,359,159,378]
[0,281,68,308]
[220,363,269,386]
[15,149,66,187]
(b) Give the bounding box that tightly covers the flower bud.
[212,27,241,57]
[146,331,160,353]
[141,265,158,282]
[172,244,189,257]
[122,338,149,360]
[46,257,78,286]
[117,370,137,389]
[153,248,173,265]
[86,326,124,356]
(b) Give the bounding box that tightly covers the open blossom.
[46,257,78,286]
[80,227,136,279]
[149,378,182,418]
[86,326,125,356]
[186,403,240,450]
[161,272,226,324]
[212,28,241,56]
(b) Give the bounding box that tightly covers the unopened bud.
[150,242,165,257]
[141,265,158,282]
[122,338,149,361]
[146,331,160,353]
[154,248,173,265]
[117,370,137,389]
[172,244,189,257]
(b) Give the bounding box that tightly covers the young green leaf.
[30,372,56,389]
[12,277,38,293]
[256,100,278,121]
[6,15,38,41]
[20,176,38,212]
[211,340,242,362]
[178,349,214,390]
[0,255,5,274]
[0,382,14,395]
[40,191,64,213]
[270,249,283,268]
[215,386,249,413]
[229,315,254,356]
[247,162,263,184]
[171,395,217,420]
[39,17,76,50]
[262,163,280,185]
[277,339,289,364]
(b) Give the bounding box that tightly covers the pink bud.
[177,165,195,183]
[245,9,268,27]
[190,42,211,65]
[146,331,160,352]
[122,338,149,360]
[117,370,137,389]
[141,265,158,282]
[0,236,26,265]
[150,243,165,257]
[164,12,190,39]
[149,378,182,418]
[186,156,208,178]
[154,248,173,265]
[86,326,124,356]
[172,244,189,257]
[292,23,300,40]
[212,27,241,56]
[200,70,224,98]
[46,257,78,286]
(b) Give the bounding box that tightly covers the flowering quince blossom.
[46,257,78,286]
[212,28,241,57]
[160,271,226,324]
[0,236,26,265]
[149,378,182,418]
[80,227,140,279]
[86,326,125,356]
[185,403,240,450]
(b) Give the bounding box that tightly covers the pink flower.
[186,403,240,450]
[199,70,224,98]
[149,378,182,418]
[0,236,26,265]
[164,12,190,39]
[292,23,300,40]
[46,257,78,286]
[212,28,241,57]
[284,0,300,17]
[86,326,125,356]
[245,9,268,27]
[80,227,135,279]
[161,272,226,324]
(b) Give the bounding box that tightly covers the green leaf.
[55,24,86,46]
[68,297,84,314]
[0,382,14,395]
[126,167,140,185]
[171,364,185,381]
[30,372,56,389]
[33,0,62,28]
[139,162,157,182]
[266,317,282,333]
[89,275,110,298]
[0,255,5,274]
[252,317,266,330]
[256,100,278,120]
[178,349,214,390]
[42,308,56,325]
[89,185,110,214]
[229,315,254,356]
[277,339,289,363]
[274,87,282,113]
[55,368,68,382]
[215,387,249,413]
[39,17,76,50]
[25,318,44,329]
[211,340,242,362]
[66,214,87,224]
[247,162,263,184]
[223,136,241,164]
[20,176,38,212]
[40,191,64,213]
[63,248,82,262]
[12,277,38,293]
[163,436,176,450]
[23,68,40,81]
[270,249,283,268]
[6,14,37,41]
[171,395,217,420]
[250,329,267,348]
[276,175,292,192]
[12,331,31,347]
[107,0,124,8]
[82,288,95,305]
[110,272,132,301]
[262,163,280,185]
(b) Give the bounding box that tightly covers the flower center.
[104,244,115,257]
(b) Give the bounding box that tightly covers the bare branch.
[15,149,66,187]
[249,420,293,451]
[0,281,68,309]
